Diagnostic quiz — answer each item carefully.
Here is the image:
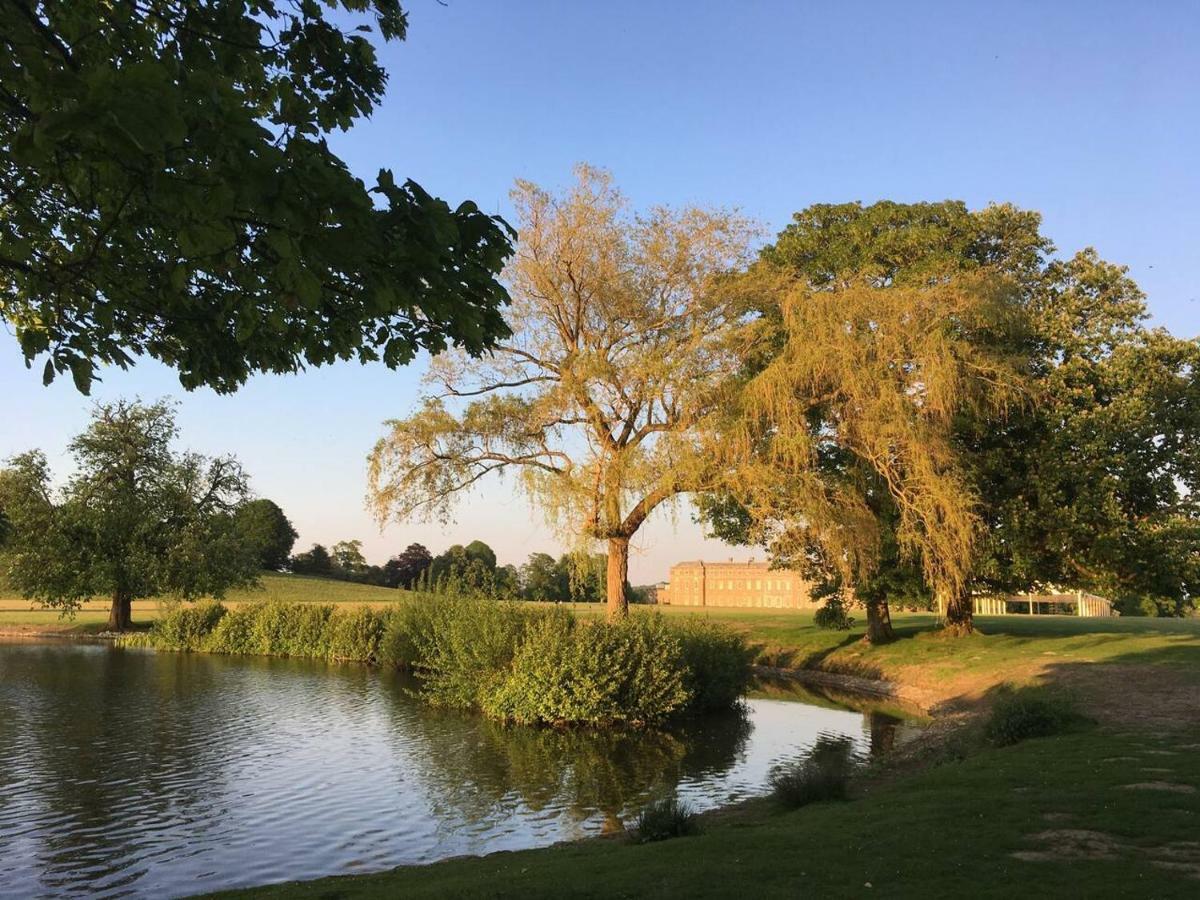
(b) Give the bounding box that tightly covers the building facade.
[658,560,817,609]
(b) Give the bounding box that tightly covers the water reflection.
[0,640,919,898]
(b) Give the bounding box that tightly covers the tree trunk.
[939,588,974,636]
[863,597,895,644]
[606,536,630,620]
[107,591,132,632]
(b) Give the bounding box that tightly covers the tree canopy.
[382,542,432,589]
[0,399,259,629]
[234,498,297,571]
[702,200,1200,632]
[368,165,756,617]
[0,0,513,393]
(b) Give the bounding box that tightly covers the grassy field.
[0,573,403,633]
[214,726,1200,899]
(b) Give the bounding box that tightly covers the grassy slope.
[214,727,1200,899]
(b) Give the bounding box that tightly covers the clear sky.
[4,0,1198,582]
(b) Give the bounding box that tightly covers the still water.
[0,639,918,898]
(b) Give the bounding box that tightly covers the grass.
[0,573,404,634]
[209,726,1200,898]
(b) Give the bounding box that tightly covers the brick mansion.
[657,560,819,609]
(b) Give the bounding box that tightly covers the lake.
[0,639,919,898]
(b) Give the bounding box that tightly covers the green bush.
[147,601,227,651]
[631,797,701,843]
[130,596,755,727]
[405,593,536,709]
[769,735,856,808]
[672,618,755,713]
[325,606,387,662]
[485,613,690,726]
[813,595,856,631]
[984,687,1084,747]
[205,604,258,653]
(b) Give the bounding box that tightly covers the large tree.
[234,498,297,571]
[368,166,756,617]
[0,399,258,629]
[519,551,565,601]
[969,251,1200,616]
[718,269,1029,637]
[1,0,512,393]
[703,200,1200,632]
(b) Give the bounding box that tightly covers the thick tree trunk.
[606,536,630,620]
[106,591,132,632]
[939,588,974,636]
[863,597,895,644]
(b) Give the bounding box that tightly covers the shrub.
[149,601,228,651]
[769,735,856,808]
[205,604,258,654]
[325,606,386,662]
[406,594,536,709]
[631,797,701,843]
[813,595,856,631]
[671,618,754,714]
[130,595,755,728]
[984,687,1084,747]
[484,613,690,726]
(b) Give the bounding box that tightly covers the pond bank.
[206,723,1200,899]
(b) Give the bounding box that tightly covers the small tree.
[368,166,756,617]
[234,499,299,571]
[0,400,258,630]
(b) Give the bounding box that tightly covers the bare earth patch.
[1015,834,1200,878]
[1040,812,1074,822]
[1119,782,1196,794]
[1052,663,1200,730]
[1012,830,1124,861]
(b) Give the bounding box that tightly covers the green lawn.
[0,573,404,633]
[212,726,1200,899]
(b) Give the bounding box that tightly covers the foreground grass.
[211,726,1200,899]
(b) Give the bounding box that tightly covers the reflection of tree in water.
[376,674,752,835]
[750,676,916,760]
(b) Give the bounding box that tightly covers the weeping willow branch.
[720,268,1032,616]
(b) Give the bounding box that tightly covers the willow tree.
[368,165,755,617]
[722,269,1030,637]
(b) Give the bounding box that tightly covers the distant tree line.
[286,537,648,603]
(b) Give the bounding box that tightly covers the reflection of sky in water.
[674,698,873,808]
[0,641,918,898]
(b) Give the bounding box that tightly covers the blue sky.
[4,0,1198,581]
